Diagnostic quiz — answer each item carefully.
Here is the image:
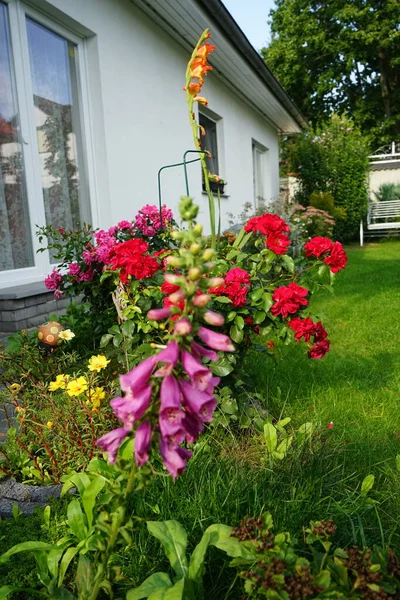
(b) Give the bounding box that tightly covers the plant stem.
[87,463,137,600]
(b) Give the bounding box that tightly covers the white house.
[0,0,305,330]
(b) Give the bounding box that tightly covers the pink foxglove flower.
[154,341,179,376]
[198,326,235,352]
[134,421,152,466]
[174,318,192,335]
[120,356,157,395]
[110,386,152,429]
[159,375,185,437]
[191,341,218,362]
[181,350,213,391]
[179,379,216,423]
[97,427,129,464]
[159,437,192,481]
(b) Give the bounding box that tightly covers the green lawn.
[2,242,400,597]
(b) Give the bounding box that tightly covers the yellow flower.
[9,383,21,393]
[88,355,110,372]
[66,376,88,397]
[59,329,75,341]
[47,421,53,428]
[48,374,70,391]
[89,386,106,409]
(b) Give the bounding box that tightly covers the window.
[199,111,219,188]
[0,0,90,284]
[252,142,268,208]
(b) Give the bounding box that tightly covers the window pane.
[26,18,85,247]
[0,2,34,272]
[199,113,219,175]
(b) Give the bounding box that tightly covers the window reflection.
[0,2,34,271]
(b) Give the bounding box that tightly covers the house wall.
[32,0,280,231]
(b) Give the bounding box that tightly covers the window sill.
[202,191,230,199]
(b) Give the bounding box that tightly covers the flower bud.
[203,262,215,272]
[192,293,211,307]
[193,223,203,236]
[190,243,201,255]
[164,273,182,285]
[188,267,201,281]
[207,277,225,288]
[204,310,225,326]
[166,255,182,267]
[147,308,171,321]
[202,248,214,261]
[169,290,186,303]
[171,230,182,240]
[174,318,192,335]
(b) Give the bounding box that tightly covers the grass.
[2,241,400,597]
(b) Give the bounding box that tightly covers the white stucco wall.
[35,0,280,232]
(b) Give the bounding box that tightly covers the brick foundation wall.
[0,283,69,333]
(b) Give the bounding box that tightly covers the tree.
[262,0,400,149]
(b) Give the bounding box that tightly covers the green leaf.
[276,417,291,430]
[108,324,121,335]
[282,255,295,273]
[262,293,273,312]
[297,422,314,439]
[214,296,232,304]
[58,546,79,586]
[127,573,172,600]
[263,423,277,453]
[75,555,94,597]
[82,477,105,528]
[62,472,91,497]
[148,578,185,600]
[146,521,188,578]
[253,311,266,325]
[229,325,243,344]
[238,232,253,249]
[234,315,245,330]
[361,474,375,496]
[250,288,264,302]
[211,362,234,377]
[189,524,254,583]
[226,249,240,260]
[227,311,236,322]
[67,499,87,540]
[0,542,53,565]
[0,586,20,599]
[113,333,123,347]
[122,320,135,337]
[99,334,113,348]
[275,437,293,457]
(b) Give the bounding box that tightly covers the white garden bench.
[360,199,400,246]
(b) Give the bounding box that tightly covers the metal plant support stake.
[157,149,209,226]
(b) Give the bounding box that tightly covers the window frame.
[0,0,96,288]
[198,106,224,187]
[252,140,269,209]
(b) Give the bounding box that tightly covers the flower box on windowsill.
[202,181,226,195]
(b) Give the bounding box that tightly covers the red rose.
[324,241,347,273]
[161,281,181,295]
[304,236,333,258]
[308,339,330,359]
[266,234,291,255]
[313,321,328,342]
[271,282,309,318]
[225,267,251,285]
[288,317,316,342]
[244,316,253,325]
[244,213,290,255]
[163,296,185,321]
[109,238,160,283]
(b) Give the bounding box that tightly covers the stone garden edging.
[0,477,64,517]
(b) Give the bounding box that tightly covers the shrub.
[289,115,370,242]
[374,182,400,203]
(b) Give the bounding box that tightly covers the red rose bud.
[192,293,211,307]
[174,318,192,335]
[204,310,225,326]
[208,277,225,288]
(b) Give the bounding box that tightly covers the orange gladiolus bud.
[199,124,206,137]
[193,96,208,105]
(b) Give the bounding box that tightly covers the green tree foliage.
[263,0,400,149]
[290,114,370,241]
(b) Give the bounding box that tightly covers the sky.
[222,0,276,52]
